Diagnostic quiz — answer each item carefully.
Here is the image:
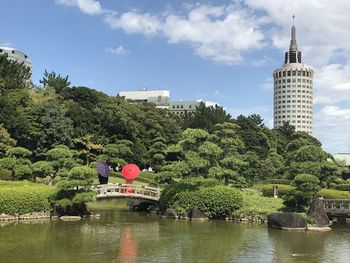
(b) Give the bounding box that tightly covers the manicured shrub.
[0,169,12,180]
[262,179,291,185]
[159,178,222,211]
[0,180,56,215]
[162,181,243,219]
[195,186,243,219]
[261,184,294,198]
[317,189,350,199]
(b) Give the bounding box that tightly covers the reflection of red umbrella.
[121,164,140,181]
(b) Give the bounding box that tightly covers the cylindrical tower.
[273,20,313,134]
[0,47,32,78]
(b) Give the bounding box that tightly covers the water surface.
[0,200,349,263]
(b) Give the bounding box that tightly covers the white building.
[273,20,314,134]
[0,47,32,74]
[118,88,170,108]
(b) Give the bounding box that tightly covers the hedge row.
[317,189,350,199]
[261,184,295,198]
[260,183,350,199]
[335,184,350,191]
[0,181,56,215]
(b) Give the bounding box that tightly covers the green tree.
[54,165,96,210]
[73,134,102,165]
[186,102,232,132]
[0,147,33,180]
[0,123,16,157]
[32,101,74,156]
[283,174,321,212]
[40,70,70,94]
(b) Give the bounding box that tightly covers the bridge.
[92,184,161,202]
[322,199,350,219]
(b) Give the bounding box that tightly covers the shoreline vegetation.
[1,179,349,223]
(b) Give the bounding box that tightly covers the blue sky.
[1,0,349,154]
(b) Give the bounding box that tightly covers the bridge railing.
[321,199,350,215]
[92,184,161,201]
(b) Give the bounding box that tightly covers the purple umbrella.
[96,161,110,178]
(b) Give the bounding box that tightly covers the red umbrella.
[121,164,140,181]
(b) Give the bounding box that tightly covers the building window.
[11,50,15,54]
[287,71,291,76]
[189,105,192,109]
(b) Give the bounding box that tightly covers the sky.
[0,0,349,154]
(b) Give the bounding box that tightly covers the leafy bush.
[160,179,242,219]
[0,180,56,215]
[317,189,350,199]
[261,184,294,198]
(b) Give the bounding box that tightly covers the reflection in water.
[118,227,137,263]
[0,200,349,263]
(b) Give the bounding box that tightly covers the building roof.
[333,153,350,166]
[118,90,170,100]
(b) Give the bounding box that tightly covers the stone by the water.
[189,208,208,221]
[307,199,330,227]
[59,216,82,221]
[164,208,178,219]
[268,213,307,230]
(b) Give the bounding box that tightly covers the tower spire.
[290,14,297,51]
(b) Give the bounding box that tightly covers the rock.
[59,216,82,221]
[307,199,330,227]
[268,213,307,230]
[164,209,178,219]
[189,208,208,221]
[307,226,332,231]
[52,203,91,217]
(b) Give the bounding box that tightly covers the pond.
[0,200,349,263]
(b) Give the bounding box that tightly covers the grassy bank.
[232,189,284,222]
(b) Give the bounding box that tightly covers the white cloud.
[162,5,266,63]
[244,0,350,67]
[104,11,162,36]
[196,99,221,107]
[261,77,273,91]
[314,106,350,153]
[102,4,267,64]
[56,0,102,15]
[313,63,350,105]
[106,45,130,55]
